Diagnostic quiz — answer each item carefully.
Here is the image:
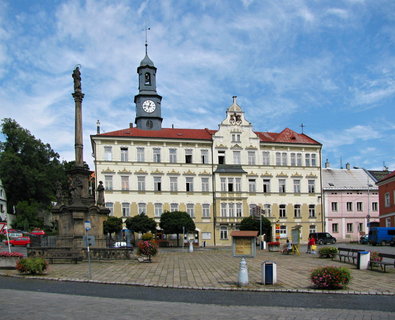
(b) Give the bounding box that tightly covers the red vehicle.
[30,229,45,236]
[5,236,31,247]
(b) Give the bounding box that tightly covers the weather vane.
[300,123,305,134]
[143,25,151,55]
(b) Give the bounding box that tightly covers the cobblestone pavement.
[1,289,394,320]
[1,248,394,294]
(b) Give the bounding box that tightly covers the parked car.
[30,229,45,236]
[5,236,31,247]
[309,232,336,245]
[359,234,369,244]
[369,227,395,246]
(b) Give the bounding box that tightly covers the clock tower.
[134,48,163,130]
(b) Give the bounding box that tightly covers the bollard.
[189,240,194,253]
[238,258,249,286]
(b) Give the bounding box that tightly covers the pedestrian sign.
[84,220,91,231]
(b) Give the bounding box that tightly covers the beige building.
[91,52,323,246]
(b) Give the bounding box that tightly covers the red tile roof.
[96,127,320,145]
[378,170,395,183]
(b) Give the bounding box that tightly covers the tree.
[103,216,123,238]
[159,211,195,246]
[0,118,66,229]
[125,213,157,234]
[239,216,272,240]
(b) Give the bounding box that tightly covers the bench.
[369,253,395,272]
[46,250,83,264]
[335,247,361,264]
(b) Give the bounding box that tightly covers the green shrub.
[141,232,154,240]
[318,246,338,258]
[311,266,351,289]
[16,257,48,275]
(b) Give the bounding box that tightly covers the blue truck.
[368,227,395,246]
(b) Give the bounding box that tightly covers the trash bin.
[261,261,277,285]
[357,251,370,270]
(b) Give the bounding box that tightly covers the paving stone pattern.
[1,248,394,294]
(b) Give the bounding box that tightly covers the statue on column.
[97,181,105,207]
[70,176,83,203]
[72,66,81,92]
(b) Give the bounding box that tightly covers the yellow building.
[91,52,323,246]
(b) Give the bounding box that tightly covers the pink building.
[322,165,379,242]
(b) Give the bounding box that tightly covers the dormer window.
[144,72,151,85]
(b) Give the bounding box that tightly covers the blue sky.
[0,0,394,171]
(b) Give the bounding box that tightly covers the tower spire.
[144,26,150,55]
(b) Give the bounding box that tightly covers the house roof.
[378,170,395,184]
[322,168,377,190]
[95,127,320,145]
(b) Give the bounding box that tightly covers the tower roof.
[227,96,242,112]
[140,53,155,67]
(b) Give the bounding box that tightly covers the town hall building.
[91,50,323,246]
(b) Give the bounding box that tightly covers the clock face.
[142,100,156,113]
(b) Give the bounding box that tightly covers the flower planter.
[268,246,280,252]
[0,257,20,268]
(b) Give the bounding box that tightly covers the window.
[105,202,113,216]
[122,202,130,217]
[332,223,338,233]
[311,154,317,166]
[385,192,390,207]
[309,224,316,234]
[357,202,363,211]
[290,153,296,166]
[236,203,242,217]
[218,150,225,164]
[279,204,286,218]
[201,177,209,192]
[153,148,161,163]
[169,148,177,163]
[220,226,228,240]
[202,204,210,218]
[248,151,256,165]
[220,178,226,192]
[346,223,353,233]
[170,203,178,212]
[201,150,209,164]
[279,179,286,193]
[386,217,391,227]
[186,177,194,192]
[137,147,145,162]
[281,152,287,166]
[233,151,241,164]
[144,72,151,85]
[294,204,301,218]
[275,152,281,165]
[154,176,162,191]
[221,203,227,217]
[249,179,256,193]
[293,179,301,193]
[138,203,146,215]
[297,153,302,166]
[346,202,353,211]
[228,203,235,217]
[104,146,112,161]
[264,204,271,217]
[263,179,270,193]
[104,175,113,190]
[262,151,270,165]
[185,149,193,163]
[279,225,287,236]
[187,204,194,218]
[305,153,311,166]
[137,176,145,191]
[227,178,234,192]
[170,177,178,192]
[308,180,315,193]
[154,203,162,217]
[331,202,338,212]
[121,176,129,190]
[358,223,363,232]
[372,202,378,211]
[120,147,128,162]
[232,134,241,142]
[309,204,315,218]
[235,178,241,192]
[202,232,211,240]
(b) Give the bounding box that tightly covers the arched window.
[144,72,151,85]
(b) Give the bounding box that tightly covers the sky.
[0,0,394,171]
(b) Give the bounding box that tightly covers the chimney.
[96,120,100,134]
[325,159,330,168]
[346,163,351,170]
[129,122,133,128]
